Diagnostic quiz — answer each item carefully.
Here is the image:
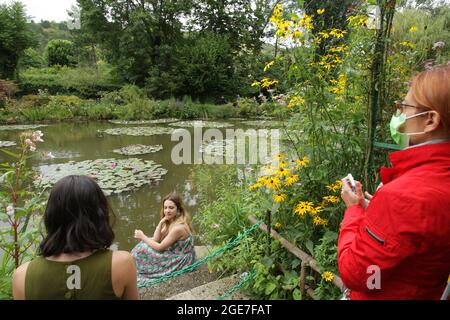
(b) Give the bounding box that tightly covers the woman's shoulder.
[112,250,134,265]
[170,223,191,238]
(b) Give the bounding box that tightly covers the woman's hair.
[159,191,194,234]
[39,175,115,257]
[410,64,450,131]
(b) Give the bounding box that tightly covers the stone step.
[138,246,217,300]
[166,274,252,300]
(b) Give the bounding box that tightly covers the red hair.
[410,65,450,131]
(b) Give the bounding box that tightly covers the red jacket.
[338,141,450,299]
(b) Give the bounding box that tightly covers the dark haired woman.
[12,175,139,300]
[339,65,450,299]
[132,192,196,286]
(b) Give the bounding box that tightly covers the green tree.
[0,1,32,79]
[46,39,76,66]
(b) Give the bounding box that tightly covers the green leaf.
[305,240,314,256]
[0,149,20,159]
[293,288,302,300]
[264,282,277,295]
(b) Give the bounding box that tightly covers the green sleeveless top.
[25,249,120,300]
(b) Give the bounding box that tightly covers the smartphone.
[347,174,356,192]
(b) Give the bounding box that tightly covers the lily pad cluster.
[98,126,174,136]
[109,119,178,125]
[37,158,168,196]
[113,144,163,156]
[0,124,48,131]
[0,141,16,147]
[241,120,284,128]
[169,120,234,128]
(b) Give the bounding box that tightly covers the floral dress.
[131,234,196,287]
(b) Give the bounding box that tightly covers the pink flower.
[25,139,33,146]
[30,145,36,152]
[111,162,117,169]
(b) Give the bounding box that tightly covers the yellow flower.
[409,26,418,33]
[273,193,287,203]
[257,176,268,185]
[275,153,285,161]
[279,160,287,168]
[288,96,305,108]
[296,156,310,167]
[293,30,303,38]
[309,206,323,216]
[249,182,262,190]
[313,216,328,226]
[323,195,340,204]
[294,201,314,217]
[265,177,281,190]
[319,31,330,39]
[274,222,282,229]
[317,8,325,15]
[330,28,346,39]
[276,167,290,177]
[326,180,342,192]
[251,80,261,87]
[264,60,275,72]
[285,174,299,187]
[322,271,334,282]
[261,77,279,88]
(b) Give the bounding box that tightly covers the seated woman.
[12,175,139,300]
[132,191,196,286]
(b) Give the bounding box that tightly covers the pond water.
[0,119,293,253]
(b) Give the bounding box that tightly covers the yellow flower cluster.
[322,271,334,282]
[326,180,343,192]
[409,26,418,33]
[288,96,305,108]
[318,54,343,71]
[400,41,416,49]
[313,216,328,226]
[347,15,368,27]
[328,74,346,96]
[248,154,309,202]
[274,222,282,229]
[252,77,279,88]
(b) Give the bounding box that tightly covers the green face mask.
[390,111,429,149]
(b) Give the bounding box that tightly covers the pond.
[0,119,295,253]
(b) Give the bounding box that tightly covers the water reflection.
[0,120,287,252]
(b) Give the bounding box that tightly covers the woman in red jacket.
[339,65,450,299]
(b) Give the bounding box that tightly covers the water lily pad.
[37,158,168,196]
[98,126,174,136]
[0,141,16,147]
[0,124,48,131]
[169,120,234,128]
[108,118,178,125]
[241,120,284,127]
[113,144,163,156]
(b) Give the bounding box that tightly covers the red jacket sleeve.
[338,190,421,292]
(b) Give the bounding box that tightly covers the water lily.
[45,152,55,159]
